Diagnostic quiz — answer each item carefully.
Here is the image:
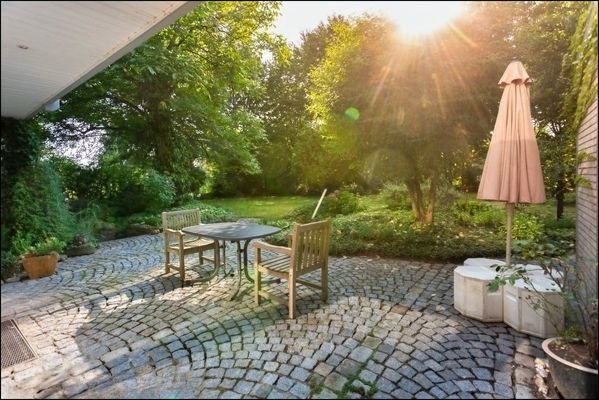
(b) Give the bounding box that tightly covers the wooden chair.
[162,209,224,283]
[254,219,331,319]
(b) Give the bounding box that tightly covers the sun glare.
[385,1,465,37]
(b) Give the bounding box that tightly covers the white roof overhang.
[1,1,200,119]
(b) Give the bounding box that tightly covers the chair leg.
[179,254,185,283]
[321,264,328,302]
[165,250,170,273]
[288,278,296,319]
[199,251,203,266]
[255,267,261,306]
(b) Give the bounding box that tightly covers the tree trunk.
[406,179,426,223]
[556,171,565,220]
[424,174,438,224]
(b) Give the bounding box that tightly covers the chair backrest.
[290,219,331,276]
[162,209,201,232]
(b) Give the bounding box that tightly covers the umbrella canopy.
[478,60,546,204]
[477,61,545,266]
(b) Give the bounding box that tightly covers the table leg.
[230,240,257,300]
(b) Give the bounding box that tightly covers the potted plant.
[19,236,66,279]
[490,256,598,399]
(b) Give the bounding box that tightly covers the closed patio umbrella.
[477,60,545,266]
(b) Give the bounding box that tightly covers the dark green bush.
[114,168,176,216]
[544,216,576,230]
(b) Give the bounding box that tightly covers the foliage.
[43,2,282,196]
[563,2,598,136]
[287,187,365,221]
[513,1,592,219]
[51,155,175,216]
[510,213,545,242]
[9,162,77,245]
[381,183,412,211]
[325,186,364,216]
[303,6,523,222]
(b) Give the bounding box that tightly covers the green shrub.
[510,213,544,242]
[195,203,236,223]
[9,162,77,245]
[472,208,504,227]
[327,188,363,216]
[116,169,176,216]
[0,249,19,278]
[381,183,412,210]
[544,216,576,230]
[452,199,500,227]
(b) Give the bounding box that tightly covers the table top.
[182,222,281,241]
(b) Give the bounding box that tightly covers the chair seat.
[258,255,291,274]
[168,237,215,253]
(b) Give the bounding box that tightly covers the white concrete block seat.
[454,258,505,322]
[454,258,564,338]
[503,274,564,338]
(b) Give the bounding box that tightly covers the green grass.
[202,196,318,220]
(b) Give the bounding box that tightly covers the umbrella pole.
[506,203,515,266]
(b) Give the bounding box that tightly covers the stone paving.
[1,234,546,399]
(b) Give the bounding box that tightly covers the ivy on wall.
[563,2,598,133]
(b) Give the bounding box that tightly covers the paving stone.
[324,372,347,392]
[472,367,493,381]
[233,380,254,395]
[454,380,476,392]
[494,383,514,398]
[337,359,361,377]
[515,384,536,399]
[349,346,373,363]
[313,388,338,399]
[250,383,273,398]
[314,362,334,377]
[358,369,377,384]
[473,380,494,393]
[0,236,544,400]
[291,367,310,381]
[290,382,311,398]
[276,376,295,391]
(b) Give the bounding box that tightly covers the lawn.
[202,196,318,220]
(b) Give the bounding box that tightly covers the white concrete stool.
[454,265,503,322]
[503,275,564,338]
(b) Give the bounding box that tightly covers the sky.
[273,1,466,45]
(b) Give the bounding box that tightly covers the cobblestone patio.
[1,234,545,399]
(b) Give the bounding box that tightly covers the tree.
[252,17,345,195]
[306,7,517,222]
[42,2,281,196]
[512,1,590,219]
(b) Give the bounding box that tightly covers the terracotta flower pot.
[542,337,598,399]
[22,252,59,279]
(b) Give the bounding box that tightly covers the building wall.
[576,97,598,300]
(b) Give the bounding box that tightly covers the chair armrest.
[253,240,292,256]
[164,228,182,236]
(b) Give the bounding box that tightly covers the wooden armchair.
[254,219,331,319]
[162,209,224,283]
